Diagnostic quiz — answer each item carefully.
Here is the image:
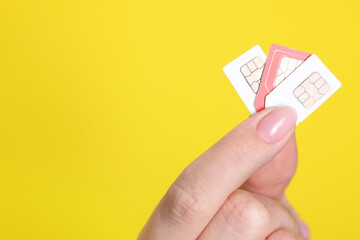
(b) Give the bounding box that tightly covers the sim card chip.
[240,57,264,93]
[294,72,330,108]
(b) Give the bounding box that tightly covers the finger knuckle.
[164,181,212,225]
[221,190,271,234]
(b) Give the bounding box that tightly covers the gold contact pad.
[274,57,303,87]
[294,72,330,108]
[240,57,264,93]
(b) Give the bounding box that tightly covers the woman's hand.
[138,107,310,240]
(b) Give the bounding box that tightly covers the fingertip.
[298,219,310,239]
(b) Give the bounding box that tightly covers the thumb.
[139,107,298,240]
[242,133,298,199]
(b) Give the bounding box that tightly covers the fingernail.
[256,107,297,143]
[299,219,310,239]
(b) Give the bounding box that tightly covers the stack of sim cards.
[223,44,341,124]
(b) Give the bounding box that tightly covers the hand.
[138,107,310,240]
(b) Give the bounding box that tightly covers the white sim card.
[265,54,341,124]
[223,45,266,114]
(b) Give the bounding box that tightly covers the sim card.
[265,54,341,124]
[223,45,266,114]
[254,44,311,112]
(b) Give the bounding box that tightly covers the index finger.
[138,107,298,240]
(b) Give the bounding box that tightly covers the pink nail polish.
[256,107,297,143]
[299,220,310,239]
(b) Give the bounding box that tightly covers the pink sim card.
[254,44,312,112]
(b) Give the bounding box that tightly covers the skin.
[138,108,308,240]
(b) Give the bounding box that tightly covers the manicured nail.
[256,107,297,143]
[299,219,310,239]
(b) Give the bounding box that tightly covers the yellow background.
[0,0,359,239]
